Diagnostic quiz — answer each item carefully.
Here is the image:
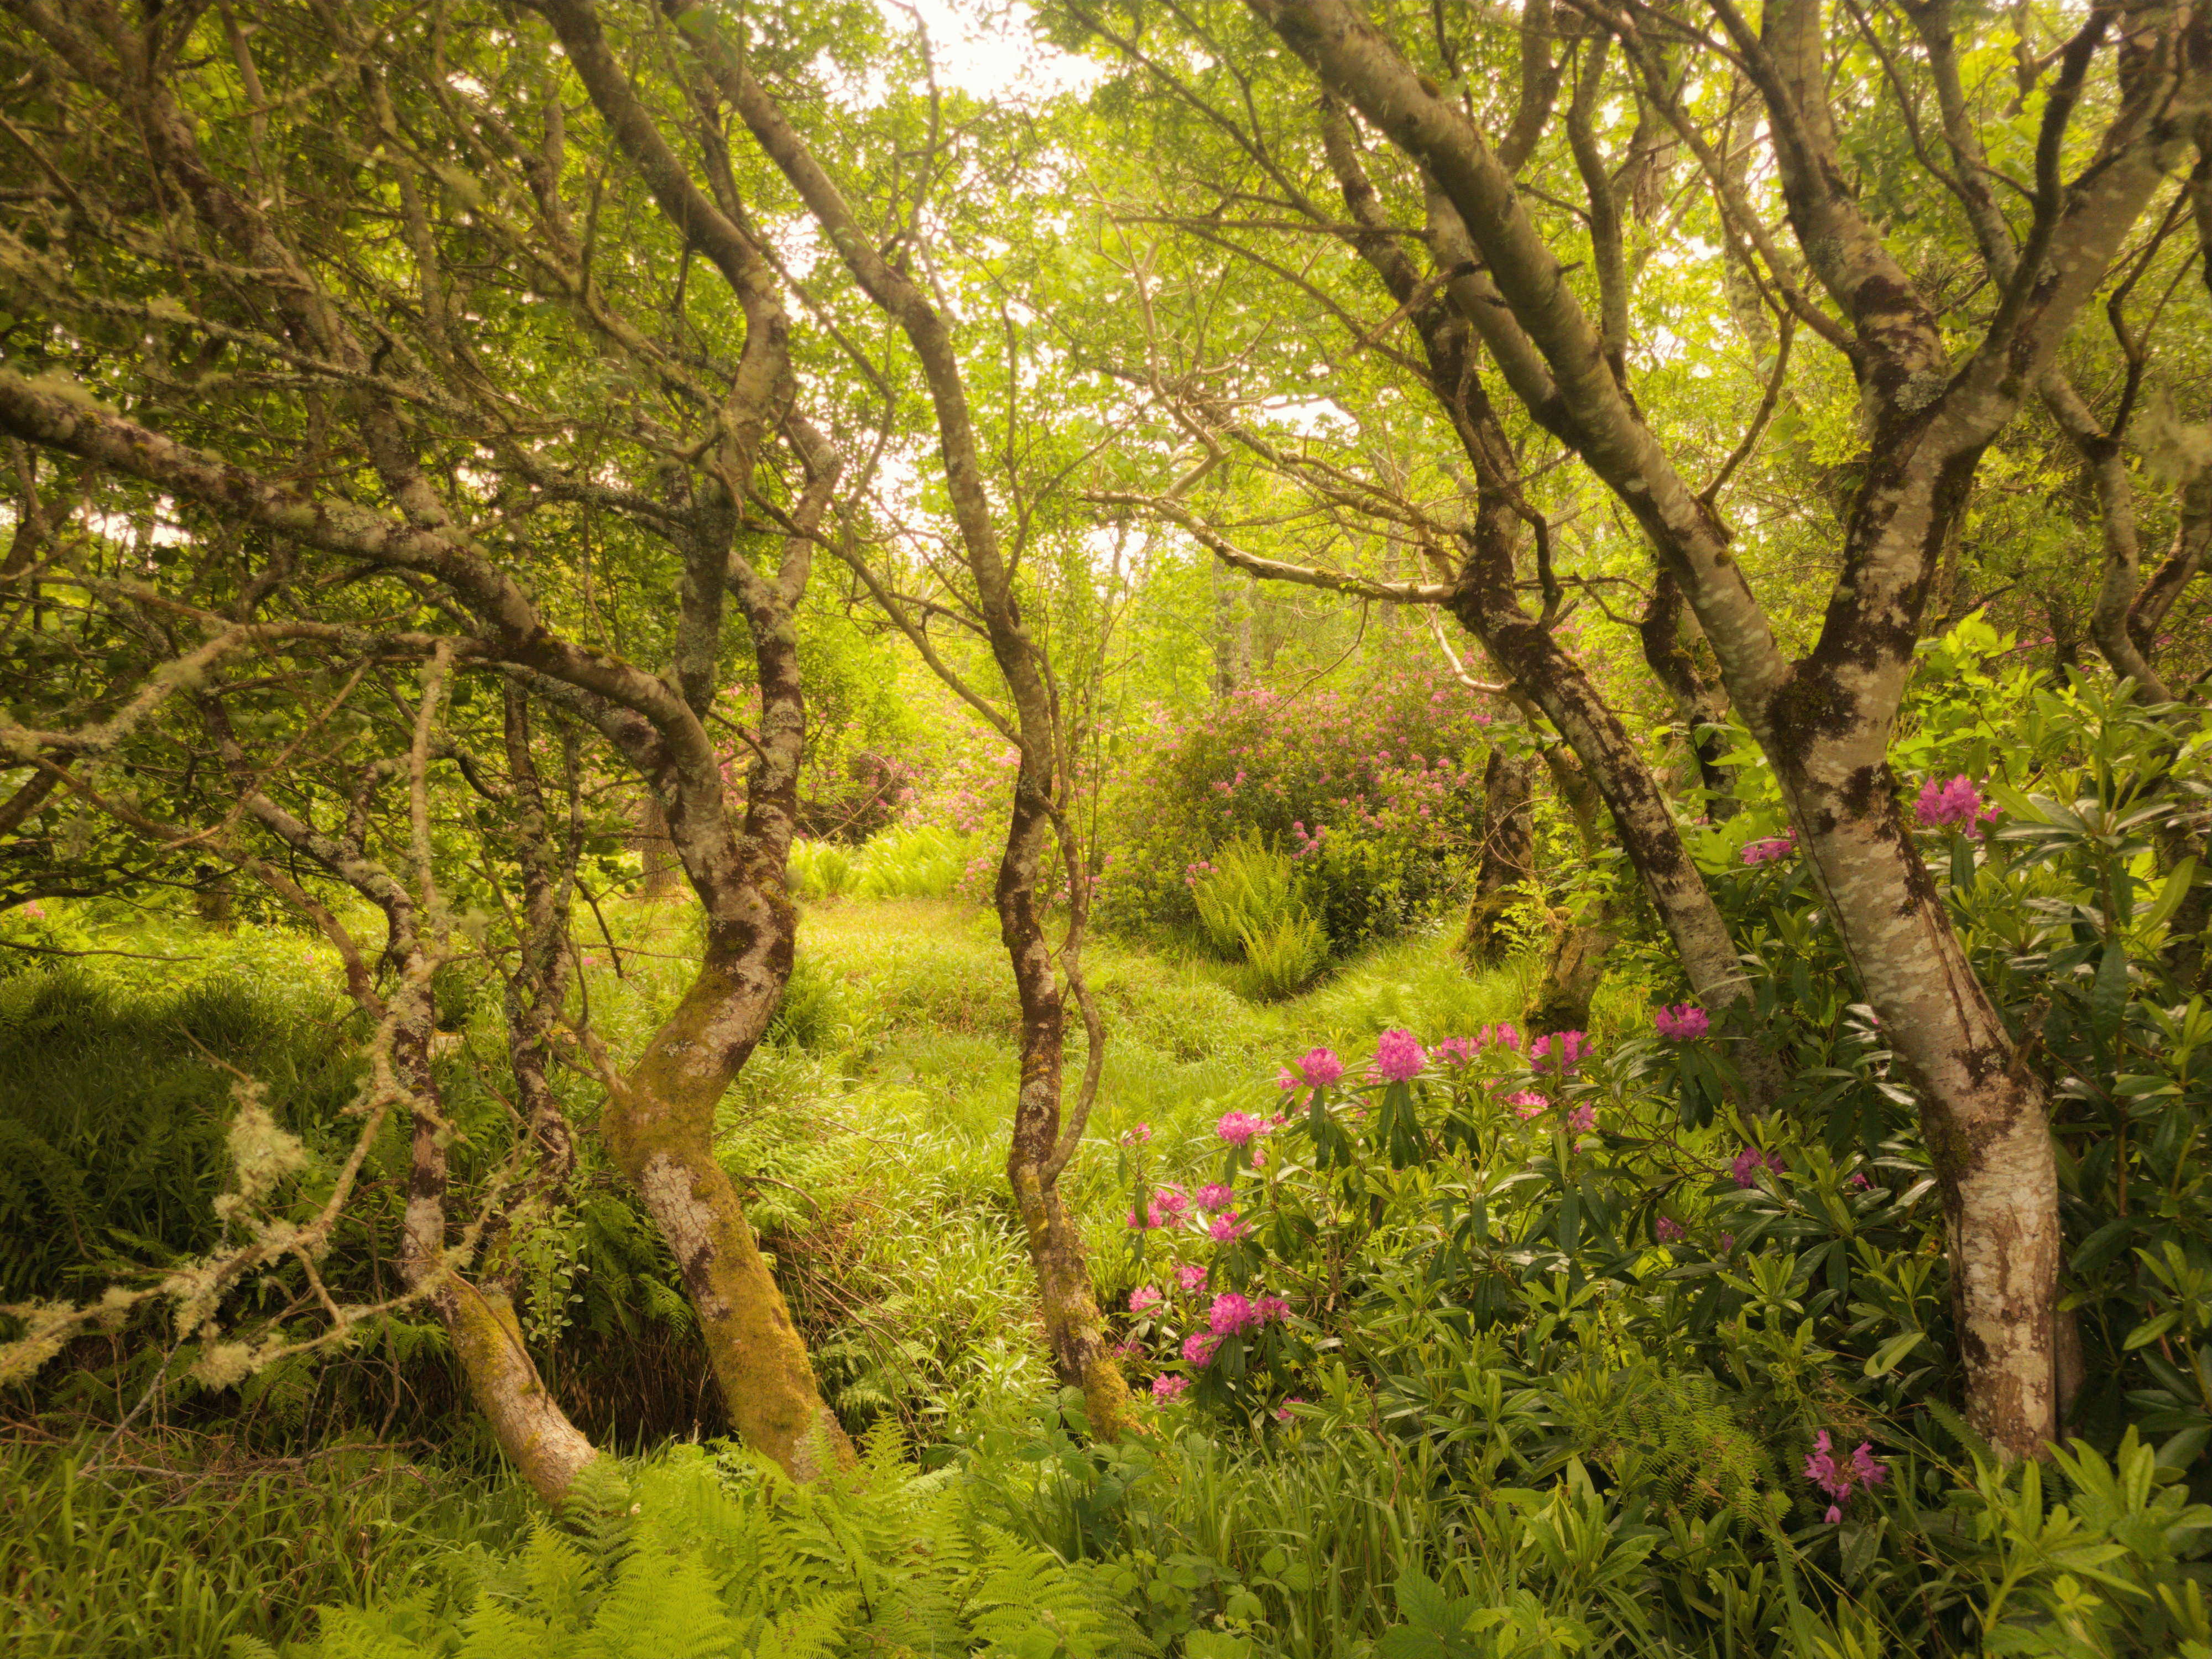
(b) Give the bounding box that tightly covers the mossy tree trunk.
[199,693,601,1507]
[659,11,1136,1435]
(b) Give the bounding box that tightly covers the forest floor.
[2,894,1640,1657]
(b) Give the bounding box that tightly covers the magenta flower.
[1845,1171,1871,1191]
[1254,1293,1290,1323]
[1176,1263,1208,1291]
[1119,1122,1152,1147]
[1286,1046,1344,1088]
[1531,1031,1587,1073]
[1151,1374,1190,1401]
[1654,1003,1709,1041]
[1274,1397,1305,1422]
[1208,1291,1259,1335]
[1742,831,1796,865]
[1208,1213,1251,1245]
[1506,1090,1547,1120]
[1566,1104,1597,1134]
[1916,775,1999,838]
[1486,1022,1522,1052]
[1655,1216,1686,1244]
[1182,1331,1220,1367]
[1129,1286,1162,1315]
[1432,1035,1480,1067]
[1373,1028,1426,1082]
[1804,1430,1888,1522]
[1732,1145,1787,1188]
[1154,1185,1191,1220]
[1197,1183,1236,1213]
[1215,1112,1267,1147]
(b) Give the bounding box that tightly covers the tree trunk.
[638,792,677,898]
[1457,745,1533,966]
[1637,570,1737,818]
[997,737,1133,1436]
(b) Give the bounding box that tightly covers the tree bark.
[1458,745,1534,966]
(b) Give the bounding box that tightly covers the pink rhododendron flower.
[1254,1294,1290,1323]
[1845,1171,1871,1191]
[1208,1213,1251,1244]
[1506,1091,1547,1120]
[1531,1031,1587,1073]
[1732,1146,1787,1188]
[1656,1216,1686,1244]
[1373,1028,1426,1082]
[1433,1035,1480,1067]
[1197,1183,1236,1213]
[1154,1185,1190,1219]
[1177,1264,1208,1291]
[1128,1286,1162,1315]
[1274,1397,1305,1422]
[1152,1374,1190,1401]
[1916,775,1999,837]
[1285,1046,1344,1088]
[1566,1104,1597,1134]
[1215,1112,1267,1146]
[1654,1003,1709,1041]
[1208,1292,1259,1335]
[1485,1022,1521,1052]
[1119,1122,1152,1147]
[1182,1331,1220,1367]
[1742,831,1796,865]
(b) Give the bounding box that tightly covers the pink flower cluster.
[1201,1290,1292,1344]
[1208,1213,1251,1244]
[1279,1046,1344,1089]
[1531,1030,1588,1073]
[1655,1216,1686,1244]
[1197,1183,1236,1213]
[1732,1145,1787,1188]
[1433,1024,1521,1066]
[1566,1104,1597,1134]
[1177,1263,1208,1291]
[1215,1112,1269,1147]
[1653,1003,1709,1041]
[1506,1091,1547,1120]
[1119,1122,1152,1147]
[1804,1431,1888,1524]
[1152,1374,1189,1402]
[1917,775,1999,838]
[1127,1183,1192,1230]
[1128,1286,1162,1314]
[1373,1028,1426,1082]
[1742,830,1796,865]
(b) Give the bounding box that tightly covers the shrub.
[1099,667,1500,953]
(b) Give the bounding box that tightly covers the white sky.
[875,0,1106,103]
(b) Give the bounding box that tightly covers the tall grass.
[0,1428,535,1658]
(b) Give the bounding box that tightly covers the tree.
[0,0,852,1483]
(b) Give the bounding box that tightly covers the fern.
[290,1432,1154,1659]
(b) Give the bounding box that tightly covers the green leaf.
[2090,938,2131,1047]
[2124,1311,2179,1350]
[1866,1329,1928,1378]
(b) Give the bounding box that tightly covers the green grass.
[0,1427,535,1658]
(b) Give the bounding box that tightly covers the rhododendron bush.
[1098,666,1505,951]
